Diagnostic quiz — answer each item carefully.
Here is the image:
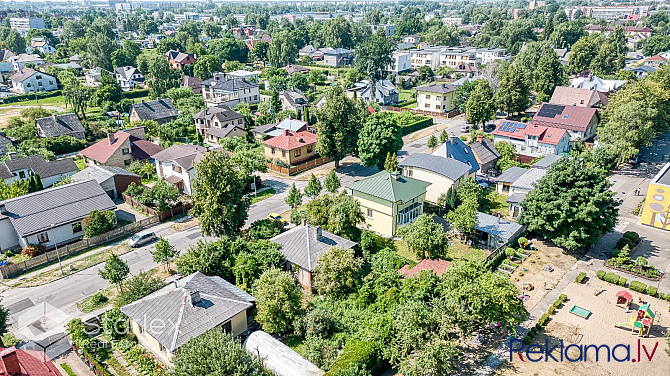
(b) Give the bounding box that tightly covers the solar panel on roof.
[537,104,565,118]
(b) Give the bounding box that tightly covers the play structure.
[593,284,604,296]
[615,291,633,309]
[613,303,656,337]
[569,305,592,319]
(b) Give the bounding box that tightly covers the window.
[19,171,26,179]
[307,145,313,153]
[397,202,422,226]
[26,83,31,88]
[436,96,441,100]
[159,343,165,352]
[139,326,144,334]
[425,95,431,100]
[38,82,43,86]
[407,168,413,177]
[36,75,42,79]
[173,165,182,173]
[366,208,373,218]
[37,232,49,244]
[122,148,130,155]
[435,105,441,109]
[271,148,276,155]
[425,103,430,108]
[222,321,232,333]
[282,150,287,158]
[124,159,131,166]
[72,222,82,233]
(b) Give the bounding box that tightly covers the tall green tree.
[98,253,130,292]
[304,174,322,198]
[494,64,531,117]
[384,152,399,172]
[268,30,297,67]
[313,247,363,296]
[192,151,251,237]
[520,159,619,250]
[146,55,181,98]
[151,237,180,271]
[465,80,496,128]
[446,198,478,239]
[357,112,403,170]
[315,87,364,168]
[253,269,302,334]
[534,52,567,103]
[354,33,393,102]
[398,214,446,260]
[285,183,303,209]
[568,36,597,74]
[193,55,222,80]
[323,170,341,194]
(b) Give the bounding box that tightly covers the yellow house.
[263,130,318,165]
[347,171,430,237]
[414,83,457,113]
[120,272,254,365]
[640,162,670,230]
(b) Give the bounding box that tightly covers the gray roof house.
[494,166,528,195]
[321,47,353,67]
[279,88,310,112]
[473,211,525,249]
[193,105,246,145]
[346,80,399,105]
[72,165,141,199]
[35,113,85,140]
[399,153,472,203]
[469,136,500,174]
[121,272,255,364]
[496,167,548,218]
[511,168,547,193]
[0,133,12,155]
[432,137,480,174]
[0,154,77,187]
[270,224,357,290]
[129,98,178,124]
[0,180,116,251]
[531,154,564,169]
[153,144,209,195]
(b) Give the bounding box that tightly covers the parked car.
[267,212,286,224]
[475,178,489,189]
[484,123,495,132]
[460,125,470,133]
[129,231,157,247]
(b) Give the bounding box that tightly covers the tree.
[327,194,364,240]
[176,239,236,281]
[253,269,302,334]
[192,151,250,237]
[208,38,248,63]
[534,52,567,103]
[439,130,448,144]
[643,35,670,56]
[358,112,403,170]
[384,152,399,172]
[285,183,303,209]
[233,241,284,289]
[87,33,118,71]
[0,180,28,201]
[268,30,297,67]
[146,55,181,98]
[520,159,619,250]
[320,16,353,48]
[98,253,130,292]
[494,64,531,117]
[270,90,282,114]
[156,37,184,54]
[151,237,179,271]
[398,214,446,259]
[315,87,364,168]
[435,65,454,78]
[355,33,393,102]
[548,21,584,49]
[418,66,434,82]
[82,210,116,238]
[324,170,341,194]
[0,302,8,340]
[93,71,123,106]
[304,174,322,198]
[3,29,25,54]
[252,41,269,62]
[568,36,597,74]
[313,247,363,296]
[446,198,478,239]
[452,79,477,111]
[465,80,496,129]
[172,330,272,376]
[101,308,126,340]
[193,55,222,80]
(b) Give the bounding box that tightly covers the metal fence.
[0,216,159,279]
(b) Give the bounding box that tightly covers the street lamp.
[50,224,64,277]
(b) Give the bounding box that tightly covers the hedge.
[622,231,640,244]
[575,272,586,284]
[325,340,378,376]
[629,280,647,293]
[618,277,627,286]
[537,313,550,326]
[123,89,150,99]
[596,270,606,280]
[399,117,434,135]
[603,272,620,284]
[1,90,63,104]
[646,286,657,296]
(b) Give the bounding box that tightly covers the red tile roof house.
[530,103,600,142]
[80,127,164,169]
[492,119,571,162]
[645,54,668,68]
[165,50,197,70]
[398,259,451,279]
[0,346,62,376]
[263,130,318,165]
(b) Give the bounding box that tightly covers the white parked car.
[128,231,157,248]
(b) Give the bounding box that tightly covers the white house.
[9,68,57,94]
[152,145,208,195]
[0,180,116,251]
[26,38,57,55]
[389,51,411,74]
[201,74,260,108]
[0,153,77,188]
[491,120,571,159]
[9,18,45,35]
[8,54,44,71]
[115,66,145,91]
[475,48,511,65]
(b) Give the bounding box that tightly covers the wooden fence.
[122,194,193,221]
[0,216,159,279]
[266,156,331,176]
[385,106,460,118]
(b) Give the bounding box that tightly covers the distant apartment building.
[388,51,411,74]
[441,17,462,25]
[369,24,397,37]
[475,48,511,65]
[565,6,649,21]
[9,18,45,35]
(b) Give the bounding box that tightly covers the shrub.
[505,248,516,258]
[246,219,284,241]
[646,286,658,296]
[20,244,46,258]
[622,231,640,244]
[523,336,532,345]
[547,307,556,315]
[618,277,627,286]
[611,248,621,257]
[596,270,606,280]
[518,237,529,248]
[557,294,567,303]
[603,272,620,284]
[659,293,665,300]
[116,271,166,307]
[537,313,550,326]
[535,323,542,331]
[575,272,586,283]
[83,210,116,238]
[666,294,670,302]
[629,280,647,293]
[616,237,634,250]
[325,340,378,376]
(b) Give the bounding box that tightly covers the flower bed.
[605,231,661,281]
[112,339,168,376]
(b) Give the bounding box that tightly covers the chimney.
[52,114,56,121]
[0,347,21,375]
[309,225,322,240]
[188,290,201,306]
[390,171,400,180]
[0,204,6,215]
[283,129,290,136]
[107,133,115,145]
[141,99,145,103]
[476,135,483,143]
[7,151,17,160]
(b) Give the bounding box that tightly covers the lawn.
[398,89,414,102]
[250,187,275,204]
[394,239,419,263]
[445,240,486,261]
[483,189,510,217]
[0,95,68,108]
[74,158,86,171]
[283,335,305,356]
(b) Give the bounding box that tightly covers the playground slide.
[614,316,636,329]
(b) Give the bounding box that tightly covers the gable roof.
[321,47,353,55]
[72,165,140,184]
[270,225,357,271]
[0,180,116,237]
[35,113,84,138]
[282,65,310,75]
[80,131,164,164]
[531,103,599,133]
[549,86,608,107]
[415,82,457,94]
[531,154,564,169]
[193,105,244,123]
[474,211,524,241]
[165,49,196,64]
[511,168,547,191]
[431,138,480,173]
[131,98,178,121]
[280,88,309,108]
[0,347,61,376]
[10,68,51,82]
[492,120,568,146]
[121,272,254,352]
[348,171,430,203]
[114,66,144,81]
[0,155,77,180]
[469,137,501,166]
[0,134,11,155]
[263,130,317,151]
[494,166,528,183]
[398,153,471,181]
[152,144,208,170]
[569,76,626,93]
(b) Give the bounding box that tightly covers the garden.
[606,231,662,280]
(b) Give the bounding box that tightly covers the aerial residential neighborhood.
[0,1,669,376]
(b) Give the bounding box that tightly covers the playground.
[497,269,670,376]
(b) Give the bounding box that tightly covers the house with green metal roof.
[347,171,430,237]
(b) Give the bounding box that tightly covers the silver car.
[129,231,157,247]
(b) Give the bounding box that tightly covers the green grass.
[0,95,68,108]
[106,353,133,376]
[483,189,510,217]
[60,363,76,376]
[394,239,419,262]
[446,241,486,261]
[78,292,110,313]
[251,187,275,204]
[398,89,414,102]
[74,158,86,171]
[283,335,305,356]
